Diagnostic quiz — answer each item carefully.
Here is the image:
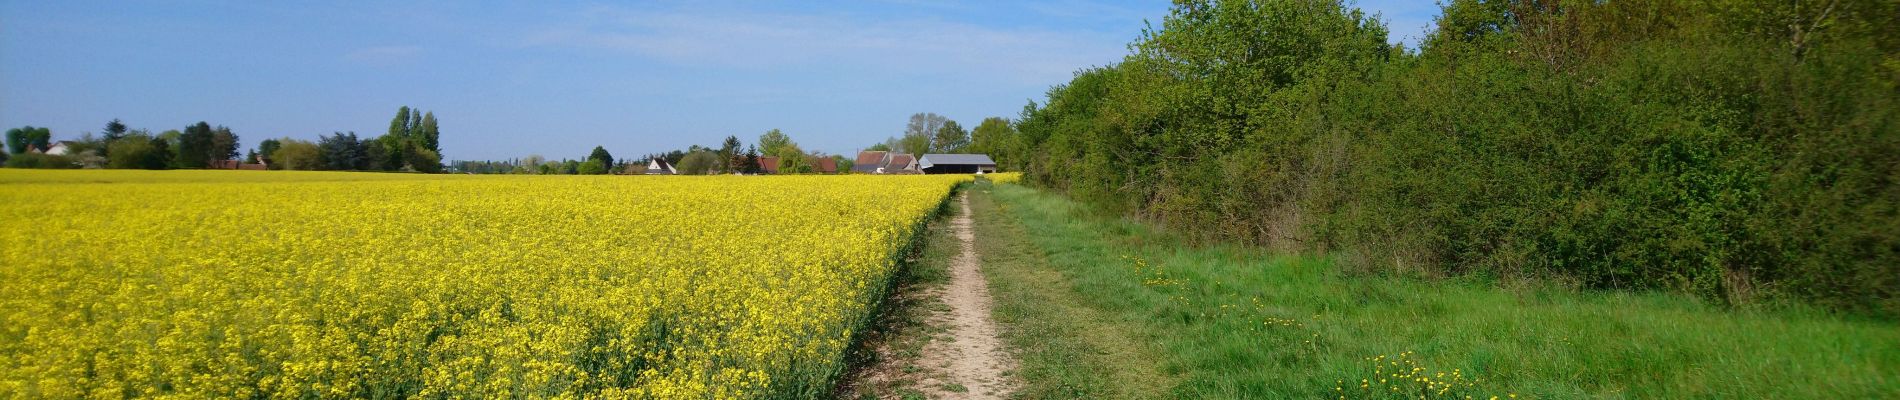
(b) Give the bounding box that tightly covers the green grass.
[839,191,961,399]
[971,181,1900,399]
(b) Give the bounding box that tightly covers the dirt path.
[915,193,1018,399]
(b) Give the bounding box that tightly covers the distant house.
[812,156,838,174]
[644,158,676,175]
[851,151,886,173]
[885,153,920,174]
[919,154,998,174]
[41,141,74,156]
[848,150,928,174]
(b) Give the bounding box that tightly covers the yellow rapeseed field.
[0,170,970,399]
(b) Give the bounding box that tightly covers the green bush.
[3,152,78,169]
[1016,0,1900,316]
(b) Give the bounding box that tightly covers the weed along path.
[917,193,1019,399]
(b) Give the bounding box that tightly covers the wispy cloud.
[516,4,1128,85]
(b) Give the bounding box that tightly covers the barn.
[917,154,997,174]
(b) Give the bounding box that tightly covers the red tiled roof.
[888,154,915,169]
[758,156,780,174]
[855,151,886,165]
[813,157,837,173]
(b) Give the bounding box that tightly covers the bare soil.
[910,194,1019,399]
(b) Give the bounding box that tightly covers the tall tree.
[255,139,282,166]
[933,119,970,153]
[902,112,947,154]
[416,111,440,155]
[968,117,1017,161]
[103,119,128,142]
[775,143,810,174]
[743,145,763,174]
[757,129,793,157]
[173,122,215,168]
[720,135,744,174]
[5,126,51,154]
[586,146,614,174]
[318,132,368,170]
[388,106,412,140]
[210,126,240,162]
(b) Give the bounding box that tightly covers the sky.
[1,1,1440,161]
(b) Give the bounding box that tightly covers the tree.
[587,146,615,174]
[773,143,810,174]
[317,132,368,170]
[416,111,440,155]
[3,152,76,169]
[757,129,793,157]
[6,126,51,154]
[720,135,744,174]
[210,126,240,162]
[833,155,853,173]
[174,122,215,168]
[408,148,442,173]
[577,159,607,175]
[898,132,932,156]
[968,116,1017,164]
[902,113,948,154]
[103,119,128,142]
[255,139,282,167]
[107,136,163,169]
[388,106,412,140]
[271,139,322,170]
[864,143,891,152]
[743,145,763,174]
[933,119,970,153]
[148,136,173,168]
[677,150,720,175]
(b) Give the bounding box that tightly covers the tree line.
[3,106,447,172]
[453,127,876,175]
[1011,0,1899,316]
[6,120,240,170]
[860,112,1021,161]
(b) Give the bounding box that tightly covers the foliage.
[105,133,172,170]
[1013,0,1900,315]
[1,152,76,169]
[677,151,720,175]
[968,117,1018,168]
[5,126,51,155]
[271,139,323,171]
[901,113,947,155]
[255,139,282,167]
[932,120,969,153]
[317,132,369,171]
[173,122,217,169]
[757,129,792,157]
[210,126,240,162]
[586,146,614,175]
[719,136,743,174]
[980,182,1900,398]
[576,159,607,175]
[0,171,971,398]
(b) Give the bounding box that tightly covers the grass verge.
[975,182,1899,398]
[837,189,961,399]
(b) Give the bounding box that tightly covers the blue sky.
[1,1,1439,161]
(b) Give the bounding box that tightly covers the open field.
[971,181,1899,399]
[0,170,968,398]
